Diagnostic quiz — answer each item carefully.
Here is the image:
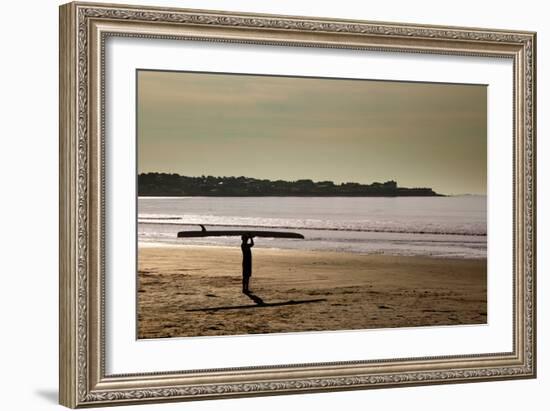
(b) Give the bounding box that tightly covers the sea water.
[138,196,486,259]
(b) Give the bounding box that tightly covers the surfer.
[241,234,254,293]
[177,226,303,294]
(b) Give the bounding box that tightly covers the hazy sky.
[137,70,487,195]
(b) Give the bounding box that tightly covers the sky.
[137,70,487,195]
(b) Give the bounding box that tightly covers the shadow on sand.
[186,291,326,312]
[243,290,266,305]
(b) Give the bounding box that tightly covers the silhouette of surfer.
[176,225,305,296]
[241,234,254,293]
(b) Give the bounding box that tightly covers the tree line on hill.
[138,173,442,197]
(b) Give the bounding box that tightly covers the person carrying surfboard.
[241,234,254,293]
[177,226,304,294]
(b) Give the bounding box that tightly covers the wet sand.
[137,245,487,339]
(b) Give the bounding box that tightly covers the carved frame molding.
[59,2,536,408]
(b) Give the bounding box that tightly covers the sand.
[137,245,487,339]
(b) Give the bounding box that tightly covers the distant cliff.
[138,173,442,197]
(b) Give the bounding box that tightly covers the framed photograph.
[59,1,536,408]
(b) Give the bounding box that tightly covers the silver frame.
[59,2,536,408]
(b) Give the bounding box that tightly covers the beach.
[137,245,487,339]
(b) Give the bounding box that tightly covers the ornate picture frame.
[59,1,536,408]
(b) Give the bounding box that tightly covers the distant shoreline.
[138,194,486,198]
[138,173,444,197]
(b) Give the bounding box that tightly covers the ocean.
[138,196,486,259]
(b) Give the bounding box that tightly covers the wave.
[138,214,486,237]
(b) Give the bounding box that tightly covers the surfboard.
[177,228,304,239]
